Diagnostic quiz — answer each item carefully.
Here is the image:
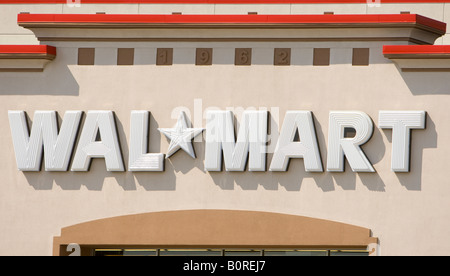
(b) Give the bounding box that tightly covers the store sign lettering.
[8,110,426,173]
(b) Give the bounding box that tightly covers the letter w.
[8,111,82,171]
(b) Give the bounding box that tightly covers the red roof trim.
[17,13,447,32]
[383,45,450,61]
[4,0,450,4]
[0,45,56,56]
[383,45,450,55]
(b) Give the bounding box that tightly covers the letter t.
[378,111,426,172]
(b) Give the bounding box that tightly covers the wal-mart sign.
[8,110,426,173]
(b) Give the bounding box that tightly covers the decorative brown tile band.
[76,47,375,66]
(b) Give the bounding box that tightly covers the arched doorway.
[53,210,378,256]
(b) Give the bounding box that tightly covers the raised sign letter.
[71,111,124,172]
[378,111,426,172]
[270,111,323,172]
[129,111,164,171]
[205,110,267,171]
[8,110,82,171]
[327,111,375,172]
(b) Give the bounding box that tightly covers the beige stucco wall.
[1,3,450,256]
[1,36,450,255]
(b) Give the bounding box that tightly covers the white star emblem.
[158,111,204,159]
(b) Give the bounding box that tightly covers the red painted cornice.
[17,13,447,34]
[0,45,56,58]
[384,45,450,58]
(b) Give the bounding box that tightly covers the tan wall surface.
[1,3,450,256]
[1,37,450,255]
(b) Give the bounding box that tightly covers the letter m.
[8,111,82,171]
[205,110,267,171]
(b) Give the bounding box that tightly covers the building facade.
[1,0,450,256]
